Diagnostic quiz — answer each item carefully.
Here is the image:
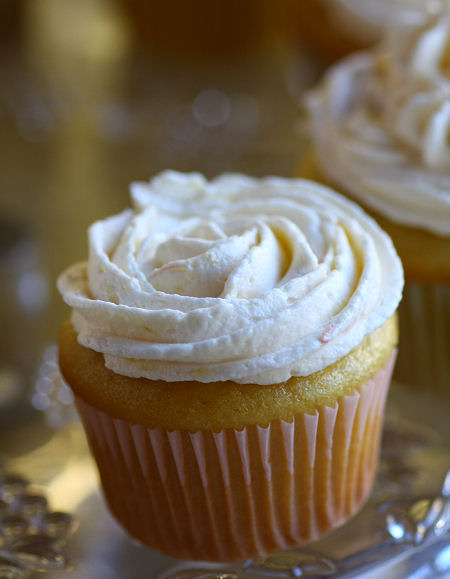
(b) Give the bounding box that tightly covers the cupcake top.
[305,6,450,236]
[58,171,403,385]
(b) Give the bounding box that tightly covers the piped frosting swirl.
[306,7,450,235]
[58,171,403,385]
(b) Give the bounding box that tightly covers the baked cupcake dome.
[58,172,403,561]
[59,315,397,432]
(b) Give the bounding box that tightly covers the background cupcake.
[303,7,450,394]
[58,171,403,561]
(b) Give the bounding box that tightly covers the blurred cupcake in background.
[302,5,450,394]
[296,0,445,62]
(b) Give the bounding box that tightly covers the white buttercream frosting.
[306,7,450,236]
[58,171,403,385]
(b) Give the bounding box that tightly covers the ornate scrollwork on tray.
[0,468,76,578]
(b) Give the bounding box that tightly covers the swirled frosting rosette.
[305,7,450,236]
[58,171,403,385]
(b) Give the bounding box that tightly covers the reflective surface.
[0,1,449,578]
[0,467,76,578]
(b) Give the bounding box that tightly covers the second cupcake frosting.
[306,7,450,235]
[58,171,403,385]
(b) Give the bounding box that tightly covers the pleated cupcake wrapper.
[395,282,449,395]
[74,352,395,562]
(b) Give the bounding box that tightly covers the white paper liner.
[395,282,449,395]
[73,352,395,562]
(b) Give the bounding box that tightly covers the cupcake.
[57,171,403,561]
[303,7,450,394]
[296,0,442,62]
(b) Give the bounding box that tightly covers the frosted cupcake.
[57,171,403,561]
[303,7,450,393]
